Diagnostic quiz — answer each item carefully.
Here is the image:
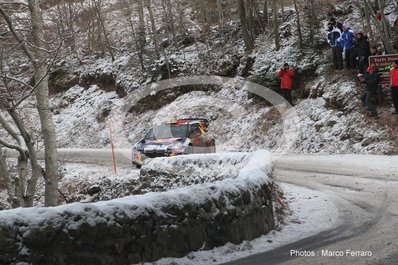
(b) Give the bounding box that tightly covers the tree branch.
[0,138,25,156]
[0,112,21,144]
[0,6,35,65]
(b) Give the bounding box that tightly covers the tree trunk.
[238,0,255,51]
[67,2,77,55]
[246,0,256,37]
[216,0,225,28]
[199,0,210,41]
[176,0,186,37]
[93,0,115,61]
[272,0,280,50]
[0,148,10,191]
[167,0,176,39]
[363,0,374,40]
[364,0,396,53]
[28,0,60,206]
[137,0,146,47]
[15,155,28,207]
[377,0,391,37]
[293,0,303,49]
[308,0,317,46]
[7,108,42,207]
[263,0,269,25]
[145,0,160,59]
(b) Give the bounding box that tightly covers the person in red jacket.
[390,60,398,114]
[277,63,294,106]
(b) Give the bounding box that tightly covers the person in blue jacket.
[341,25,354,69]
[326,22,343,70]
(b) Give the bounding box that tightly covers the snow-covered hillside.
[44,1,397,155]
[51,74,395,154]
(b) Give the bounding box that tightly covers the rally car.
[132,118,216,168]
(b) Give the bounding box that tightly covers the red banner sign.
[369,54,398,85]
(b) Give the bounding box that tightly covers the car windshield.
[145,124,188,139]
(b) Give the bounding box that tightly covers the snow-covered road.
[222,153,398,265]
[224,168,398,265]
[51,149,398,264]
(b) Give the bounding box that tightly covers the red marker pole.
[108,124,117,175]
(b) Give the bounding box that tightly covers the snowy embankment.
[0,151,275,265]
[50,72,395,155]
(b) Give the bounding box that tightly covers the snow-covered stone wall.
[0,150,274,264]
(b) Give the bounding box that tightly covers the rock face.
[0,151,274,264]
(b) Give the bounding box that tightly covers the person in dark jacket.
[359,66,379,117]
[370,46,382,56]
[329,17,343,32]
[341,26,354,68]
[277,63,294,106]
[326,23,343,70]
[356,32,370,74]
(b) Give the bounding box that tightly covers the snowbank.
[140,151,269,191]
[0,150,274,264]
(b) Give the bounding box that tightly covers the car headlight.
[133,141,144,151]
[169,142,183,150]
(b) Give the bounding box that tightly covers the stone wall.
[0,150,274,265]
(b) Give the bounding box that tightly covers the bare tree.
[137,0,146,48]
[120,0,146,70]
[176,0,186,38]
[272,0,280,50]
[293,0,303,49]
[93,0,115,61]
[0,103,43,207]
[216,0,225,28]
[145,0,160,59]
[363,0,396,53]
[306,0,318,46]
[0,148,9,191]
[161,0,176,42]
[0,1,60,206]
[263,0,269,26]
[238,0,255,51]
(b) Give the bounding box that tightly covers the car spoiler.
[180,118,210,128]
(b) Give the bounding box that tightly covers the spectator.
[326,22,343,70]
[368,46,384,104]
[341,26,354,69]
[277,63,294,106]
[359,66,379,117]
[329,17,343,32]
[356,32,370,74]
[370,46,382,56]
[350,32,359,68]
[390,60,398,114]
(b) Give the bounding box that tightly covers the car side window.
[189,125,201,137]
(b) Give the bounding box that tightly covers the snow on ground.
[138,183,339,265]
[59,163,140,203]
[50,74,394,156]
[141,151,271,192]
[51,84,128,148]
